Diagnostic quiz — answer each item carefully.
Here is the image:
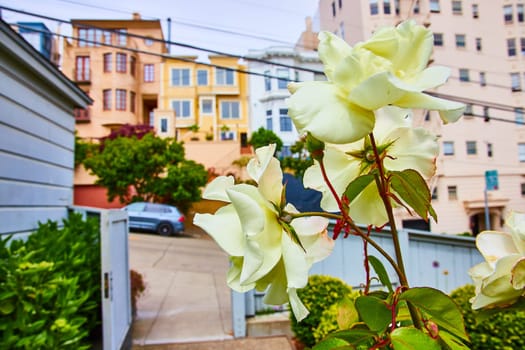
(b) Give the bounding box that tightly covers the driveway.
[129,232,233,345]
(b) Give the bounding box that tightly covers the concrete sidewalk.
[128,233,295,350]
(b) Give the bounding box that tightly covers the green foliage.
[74,135,98,168]
[313,292,361,343]
[450,284,525,350]
[291,275,352,347]
[248,127,283,152]
[83,133,207,211]
[280,140,313,179]
[0,214,100,349]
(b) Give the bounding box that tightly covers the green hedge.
[290,275,352,347]
[450,284,525,350]
[0,214,101,349]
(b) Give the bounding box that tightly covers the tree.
[249,127,283,152]
[83,133,208,212]
[280,139,313,179]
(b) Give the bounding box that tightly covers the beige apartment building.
[61,13,165,207]
[316,0,525,235]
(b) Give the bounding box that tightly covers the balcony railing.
[74,107,91,123]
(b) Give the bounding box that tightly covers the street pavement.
[128,231,295,350]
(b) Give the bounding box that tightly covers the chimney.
[132,12,141,20]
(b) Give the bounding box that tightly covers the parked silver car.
[123,202,185,236]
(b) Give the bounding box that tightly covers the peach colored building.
[155,55,251,176]
[61,13,165,207]
[316,0,525,235]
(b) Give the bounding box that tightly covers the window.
[115,89,126,111]
[521,38,525,56]
[472,4,479,18]
[339,21,345,39]
[413,0,419,14]
[479,72,486,86]
[103,89,112,110]
[519,143,525,162]
[117,29,127,46]
[434,33,443,46]
[452,1,462,15]
[383,0,391,14]
[431,187,438,200]
[201,99,213,114]
[279,108,292,132]
[216,68,235,85]
[78,28,102,47]
[266,110,273,131]
[511,72,522,91]
[443,141,454,156]
[475,37,482,52]
[221,101,240,119]
[504,5,513,24]
[521,183,525,196]
[338,0,342,9]
[487,143,493,158]
[172,100,191,118]
[221,131,235,141]
[466,141,477,155]
[455,34,466,48]
[144,37,154,46]
[277,68,289,89]
[484,107,490,122]
[430,0,440,13]
[160,118,168,133]
[197,69,208,86]
[519,4,525,22]
[128,56,135,77]
[130,91,136,113]
[116,53,126,73]
[103,53,112,72]
[144,64,154,82]
[447,186,458,200]
[515,108,524,125]
[508,38,517,57]
[370,0,379,15]
[264,70,271,91]
[459,68,469,82]
[332,1,336,16]
[171,68,191,86]
[75,56,90,81]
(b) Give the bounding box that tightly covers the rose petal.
[288,288,310,321]
[476,231,519,266]
[202,176,235,202]
[395,92,465,124]
[511,257,525,290]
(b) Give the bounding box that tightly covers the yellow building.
[155,55,251,175]
[61,13,165,207]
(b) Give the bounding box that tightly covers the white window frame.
[220,100,240,119]
[215,68,235,86]
[171,68,192,86]
[443,141,454,156]
[197,69,208,86]
[171,99,193,118]
[200,97,214,115]
[519,143,525,162]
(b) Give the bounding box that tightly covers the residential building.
[0,19,91,238]
[155,55,250,176]
[315,0,525,235]
[247,47,324,157]
[14,22,60,66]
[61,13,166,207]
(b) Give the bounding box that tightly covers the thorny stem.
[369,132,423,330]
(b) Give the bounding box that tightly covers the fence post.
[231,290,246,338]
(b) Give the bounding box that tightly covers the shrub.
[290,275,352,347]
[450,284,525,350]
[0,214,101,349]
[130,269,146,317]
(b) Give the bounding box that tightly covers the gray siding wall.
[0,45,78,237]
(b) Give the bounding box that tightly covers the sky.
[0,0,320,56]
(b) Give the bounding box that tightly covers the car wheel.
[157,222,174,236]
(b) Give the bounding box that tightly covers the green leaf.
[312,337,349,350]
[390,169,437,222]
[327,328,377,347]
[399,287,468,342]
[391,327,440,350]
[336,297,360,329]
[344,174,375,202]
[368,255,394,293]
[355,296,391,333]
[0,299,15,315]
[438,329,471,350]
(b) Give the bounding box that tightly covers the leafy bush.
[0,214,101,349]
[450,284,525,350]
[291,275,352,347]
